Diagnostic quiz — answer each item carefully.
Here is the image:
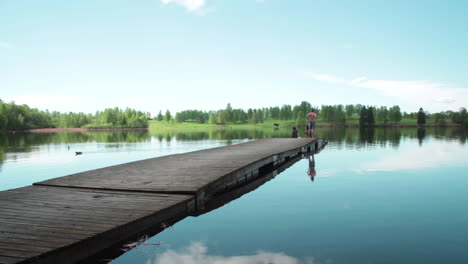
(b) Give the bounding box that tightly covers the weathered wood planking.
[0,138,326,264]
[0,186,192,264]
[34,138,322,200]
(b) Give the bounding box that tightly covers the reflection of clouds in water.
[355,141,467,173]
[317,168,342,177]
[148,242,322,264]
[343,201,351,209]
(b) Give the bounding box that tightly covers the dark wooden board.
[0,256,26,264]
[34,138,316,193]
[0,187,192,264]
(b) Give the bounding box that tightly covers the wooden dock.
[0,138,327,264]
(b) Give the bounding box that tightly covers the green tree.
[335,105,347,124]
[257,109,264,123]
[251,112,259,124]
[389,105,402,123]
[175,112,183,123]
[345,104,355,118]
[269,106,280,119]
[433,112,446,126]
[359,106,368,127]
[376,106,389,124]
[208,112,216,124]
[359,106,374,127]
[417,107,426,125]
[368,107,375,125]
[296,111,306,126]
[225,103,233,123]
[217,110,227,124]
[0,101,7,130]
[451,107,467,126]
[165,110,171,122]
[280,104,292,120]
[157,110,164,121]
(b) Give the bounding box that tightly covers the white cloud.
[306,72,468,111]
[150,242,319,264]
[354,141,467,173]
[0,41,11,49]
[350,76,366,84]
[351,79,467,109]
[161,0,207,12]
[306,72,344,83]
[435,97,456,104]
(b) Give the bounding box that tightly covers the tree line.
[165,102,467,127]
[0,100,149,130]
[1,98,467,131]
[160,102,315,125]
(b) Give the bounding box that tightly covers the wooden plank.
[34,138,317,193]
[0,248,39,260]
[0,256,26,264]
[0,234,74,248]
[0,228,83,242]
[0,222,96,237]
[0,218,111,233]
[0,211,125,228]
[0,206,143,224]
[0,242,53,254]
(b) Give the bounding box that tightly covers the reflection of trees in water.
[0,135,7,172]
[313,127,465,149]
[376,129,401,148]
[0,127,466,168]
[153,128,292,141]
[359,127,375,146]
[2,130,150,149]
[417,128,426,146]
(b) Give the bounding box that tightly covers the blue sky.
[1,0,467,115]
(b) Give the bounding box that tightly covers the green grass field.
[149,116,458,130]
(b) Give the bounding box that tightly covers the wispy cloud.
[435,97,456,104]
[354,141,467,173]
[306,72,468,110]
[161,0,207,12]
[149,242,321,264]
[306,73,345,83]
[0,41,11,49]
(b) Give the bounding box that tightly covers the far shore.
[20,127,149,133]
[5,122,462,133]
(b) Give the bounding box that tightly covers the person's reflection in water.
[307,154,317,182]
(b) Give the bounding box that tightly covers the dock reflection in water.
[95,142,327,263]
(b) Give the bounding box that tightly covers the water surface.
[1,127,467,264]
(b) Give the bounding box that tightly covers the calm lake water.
[1,127,467,264]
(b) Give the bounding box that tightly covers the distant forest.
[162,102,467,128]
[0,99,467,131]
[0,100,149,130]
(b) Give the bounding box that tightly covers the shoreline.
[5,123,463,133]
[20,127,149,133]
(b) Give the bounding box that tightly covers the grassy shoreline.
[4,119,462,133]
[148,119,462,130]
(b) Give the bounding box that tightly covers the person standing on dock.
[307,109,318,138]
